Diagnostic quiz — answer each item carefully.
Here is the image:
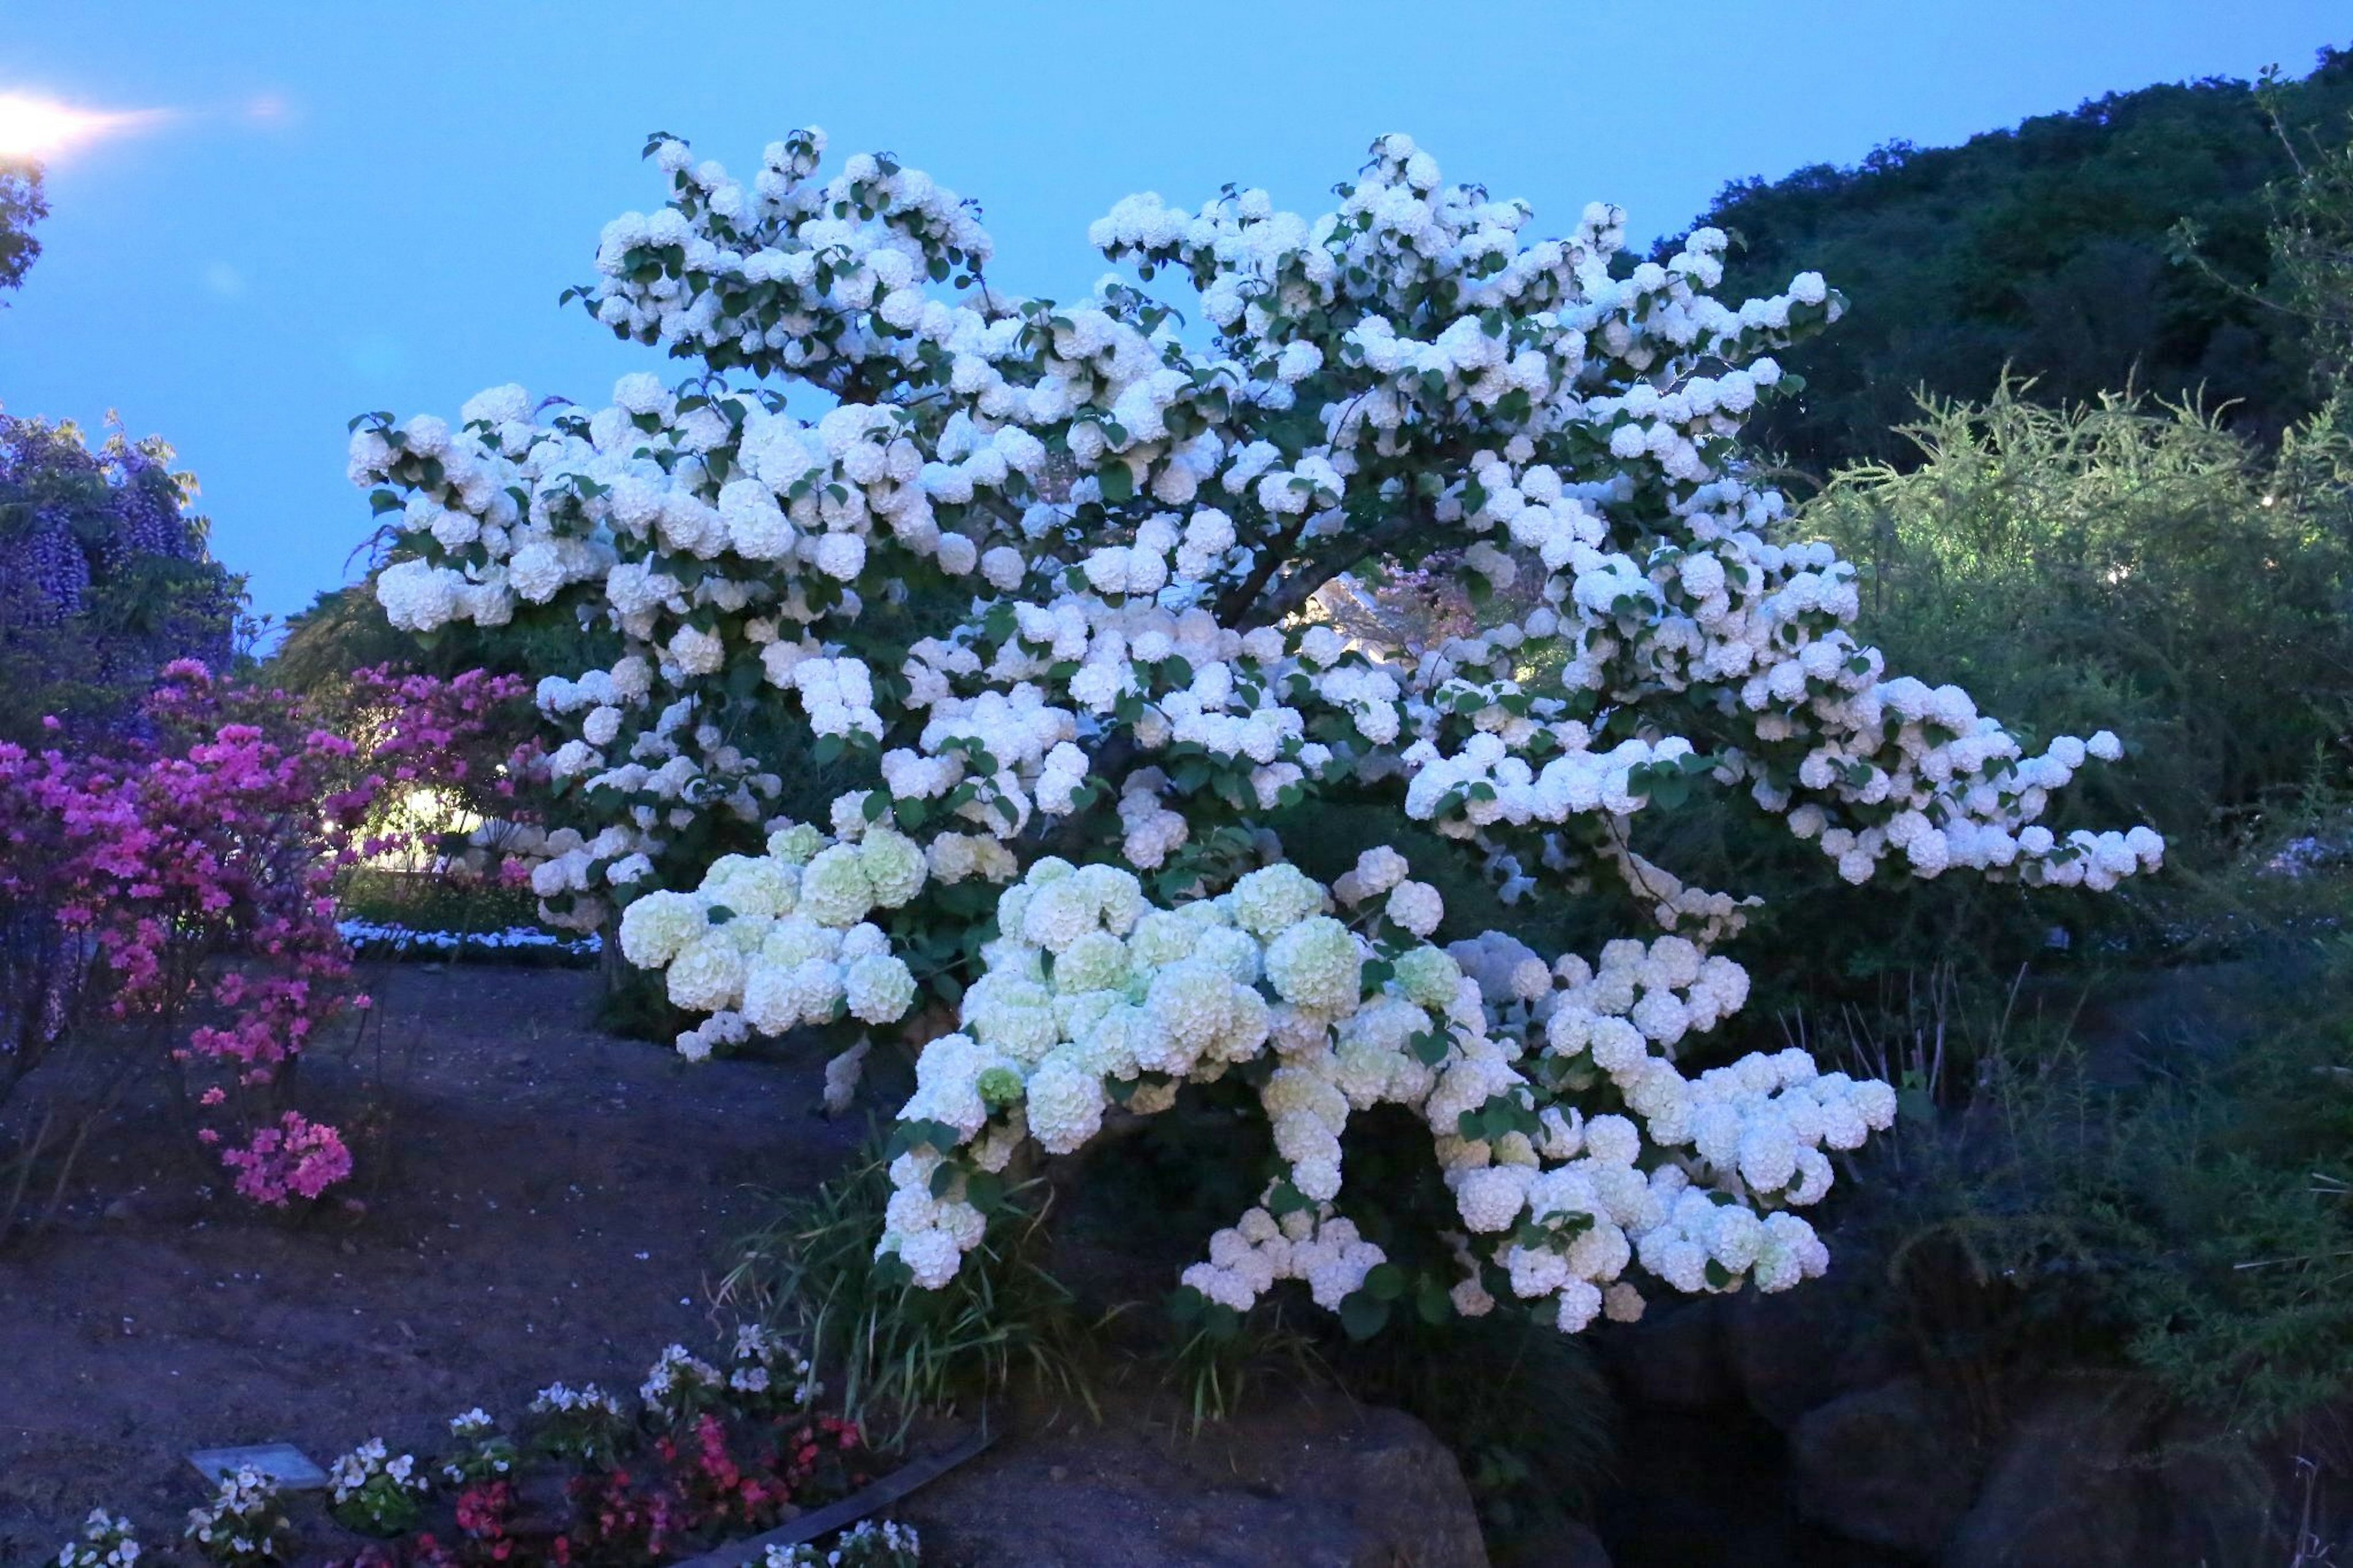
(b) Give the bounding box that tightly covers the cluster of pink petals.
[219,1110,355,1205]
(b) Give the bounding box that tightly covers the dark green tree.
[1672,47,2353,475]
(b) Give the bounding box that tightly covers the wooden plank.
[669,1426,995,1567]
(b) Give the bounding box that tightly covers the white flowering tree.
[354,129,2162,1336]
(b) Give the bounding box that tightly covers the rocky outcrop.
[1792,1377,1977,1555]
[900,1384,1489,1567]
[1597,1297,1735,1411]
[1724,1281,1905,1432]
[1941,1377,2293,1568]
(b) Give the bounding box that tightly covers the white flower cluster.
[337,917,602,962]
[528,1379,629,1463]
[183,1468,286,1567]
[52,1510,140,1568]
[618,823,926,1058]
[327,1437,428,1514]
[359,126,2162,1337]
[528,1381,624,1419]
[440,1407,518,1486]
[877,850,1891,1333]
[640,1341,726,1422]
[726,1322,823,1410]
[767,1518,922,1568]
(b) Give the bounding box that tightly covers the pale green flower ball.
[800,844,876,927]
[1192,925,1264,986]
[1075,1003,1153,1080]
[844,953,918,1024]
[1056,988,1120,1042]
[1145,958,1237,1055]
[722,912,775,953]
[993,884,1036,941]
[858,827,928,908]
[1264,916,1362,1012]
[765,822,827,866]
[760,915,837,970]
[1213,983,1273,1059]
[1393,945,1464,1010]
[1025,1049,1108,1153]
[741,961,801,1034]
[976,1064,1025,1109]
[1227,862,1325,937]
[1071,862,1145,933]
[1051,930,1132,995]
[701,854,800,918]
[966,976,1059,1063]
[1128,909,1199,968]
[619,890,705,968]
[1021,876,1100,953]
[667,934,748,1012]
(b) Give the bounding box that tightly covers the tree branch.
[1248,499,1433,627]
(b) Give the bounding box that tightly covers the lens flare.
[0,93,165,160]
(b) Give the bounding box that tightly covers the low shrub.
[1833,909,2353,1445]
[722,1136,1085,1445]
[1806,382,2353,858]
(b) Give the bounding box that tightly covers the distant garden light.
[0,91,162,159]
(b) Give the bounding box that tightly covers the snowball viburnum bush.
[357,129,2161,1334]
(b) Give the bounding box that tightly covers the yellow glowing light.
[0,92,164,160]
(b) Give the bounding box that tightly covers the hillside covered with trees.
[1677,45,2353,474]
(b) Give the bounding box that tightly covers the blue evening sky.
[6,2,2347,626]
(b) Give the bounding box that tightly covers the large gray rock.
[1726,1278,1905,1430]
[1942,1376,2161,1568]
[1793,1377,1977,1555]
[1599,1297,1733,1412]
[901,1384,1488,1567]
[1947,1383,2320,1568]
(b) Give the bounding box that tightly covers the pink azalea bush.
[0,659,537,1218]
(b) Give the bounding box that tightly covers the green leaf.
[1097,463,1135,504]
[1338,1290,1391,1341]
[1266,1180,1314,1219]
[1364,1262,1406,1302]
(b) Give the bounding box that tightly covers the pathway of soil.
[0,962,863,1559]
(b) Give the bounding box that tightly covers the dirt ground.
[0,961,867,1561]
